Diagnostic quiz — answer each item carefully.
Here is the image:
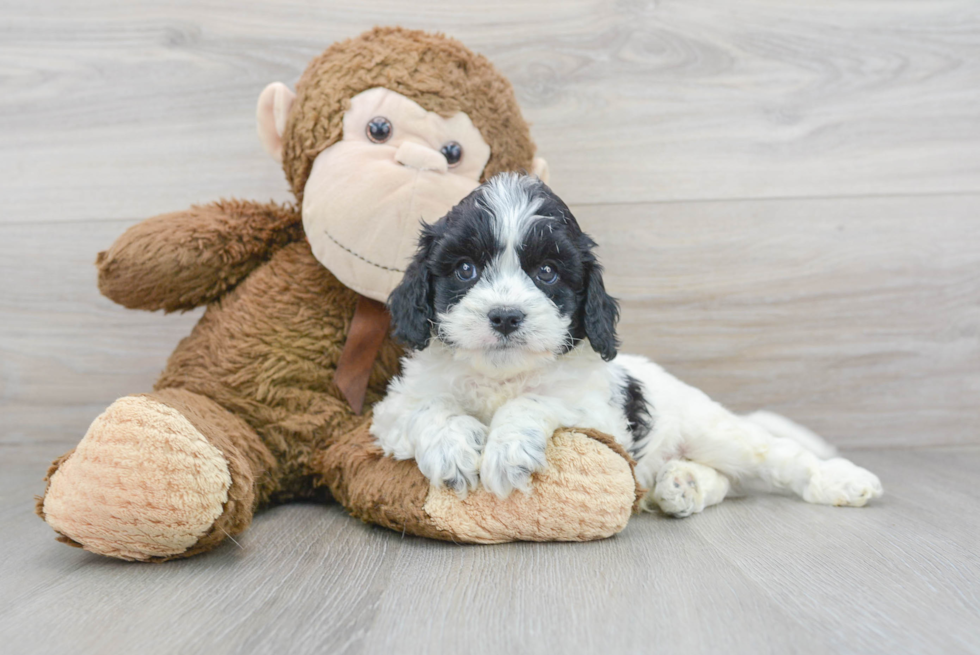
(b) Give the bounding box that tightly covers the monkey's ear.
[583,262,620,361]
[256,82,297,162]
[388,229,437,350]
[531,157,550,184]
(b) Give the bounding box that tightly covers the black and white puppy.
[370,173,882,516]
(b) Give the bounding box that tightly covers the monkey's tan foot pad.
[38,396,232,561]
[423,428,642,543]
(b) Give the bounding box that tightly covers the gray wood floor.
[2,1,979,653]
[4,444,979,654]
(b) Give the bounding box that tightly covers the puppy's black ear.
[388,227,437,350]
[583,260,620,361]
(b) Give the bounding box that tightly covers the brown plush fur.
[313,421,457,541]
[282,26,537,201]
[37,28,638,560]
[153,230,404,504]
[97,200,304,313]
[40,221,406,558]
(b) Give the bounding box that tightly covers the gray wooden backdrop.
[2,0,978,450]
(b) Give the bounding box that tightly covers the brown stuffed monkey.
[36,27,640,562]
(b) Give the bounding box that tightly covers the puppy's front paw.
[480,427,548,499]
[415,416,488,497]
[804,458,883,507]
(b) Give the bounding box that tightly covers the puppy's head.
[388,173,619,372]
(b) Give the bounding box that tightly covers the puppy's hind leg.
[616,356,881,512]
[645,460,730,518]
[740,410,837,460]
[684,409,883,508]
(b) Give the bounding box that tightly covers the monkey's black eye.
[366,117,392,143]
[455,260,479,282]
[441,141,463,166]
[536,264,559,285]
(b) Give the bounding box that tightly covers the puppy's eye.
[441,141,463,167]
[366,117,392,143]
[536,264,559,285]
[455,260,479,282]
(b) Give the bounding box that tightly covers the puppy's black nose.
[488,308,525,336]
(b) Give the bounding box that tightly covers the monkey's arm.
[97,199,304,312]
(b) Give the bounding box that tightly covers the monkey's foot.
[426,429,640,542]
[320,424,641,544]
[39,395,233,561]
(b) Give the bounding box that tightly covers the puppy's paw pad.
[480,429,548,499]
[651,461,704,518]
[804,458,883,507]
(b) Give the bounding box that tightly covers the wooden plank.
[362,511,834,655]
[579,195,980,448]
[0,220,202,445]
[689,447,980,654]
[361,448,980,655]
[2,0,979,222]
[3,194,977,449]
[9,445,977,655]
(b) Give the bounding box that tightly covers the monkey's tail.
[740,410,838,460]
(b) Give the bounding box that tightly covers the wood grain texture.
[3,0,977,449]
[581,195,980,448]
[0,220,202,445]
[3,444,979,655]
[1,0,979,222]
[3,195,977,449]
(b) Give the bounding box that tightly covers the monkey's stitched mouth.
[322,228,407,273]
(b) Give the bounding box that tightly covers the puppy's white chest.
[454,374,534,424]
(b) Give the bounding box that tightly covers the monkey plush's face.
[300,88,492,302]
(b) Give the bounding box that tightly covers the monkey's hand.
[96,199,303,311]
